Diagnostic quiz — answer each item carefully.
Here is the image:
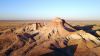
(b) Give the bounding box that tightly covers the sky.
[0,0,100,20]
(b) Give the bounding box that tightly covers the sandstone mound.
[0,33,19,55]
[0,17,100,56]
[37,17,70,40]
[14,23,45,34]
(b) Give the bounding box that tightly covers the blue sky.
[0,0,100,20]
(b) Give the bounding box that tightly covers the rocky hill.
[0,17,100,56]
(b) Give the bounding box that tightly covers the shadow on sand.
[17,32,39,41]
[74,24,100,37]
[41,42,77,56]
[41,45,77,56]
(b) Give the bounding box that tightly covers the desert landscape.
[0,17,100,56]
[1,0,100,56]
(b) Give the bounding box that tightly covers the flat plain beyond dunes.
[0,18,100,56]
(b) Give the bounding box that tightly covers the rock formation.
[0,17,100,56]
[14,22,45,34]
